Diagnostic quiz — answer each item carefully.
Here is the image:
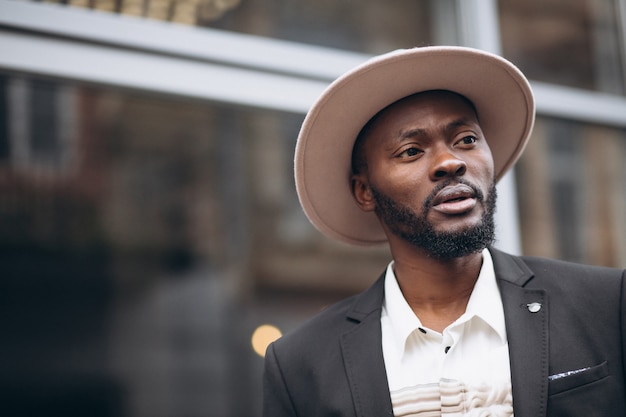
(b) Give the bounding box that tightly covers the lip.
[431,184,477,215]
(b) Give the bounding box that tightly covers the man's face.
[351,90,497,259]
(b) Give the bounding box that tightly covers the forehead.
[370,90,478,132]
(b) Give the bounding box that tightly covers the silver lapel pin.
[526,302,542,313]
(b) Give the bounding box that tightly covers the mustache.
[422,178,485,211]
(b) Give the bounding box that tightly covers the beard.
[371,178,497,260]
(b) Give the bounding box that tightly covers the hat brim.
[295,46,535,246]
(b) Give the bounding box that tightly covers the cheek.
[472,149,495,179]
[376,170,431,206]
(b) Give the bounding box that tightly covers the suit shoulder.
[269,273,385,366]
[520,255,624,280]
[274,294,359,348]
[491,247,624,287]
[517,255,625,300]
[273,275,385,353]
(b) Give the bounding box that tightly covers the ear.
[351,174,376,212]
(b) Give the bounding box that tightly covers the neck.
[390,244,485,332]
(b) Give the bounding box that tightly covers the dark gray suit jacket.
[263,248,626,416]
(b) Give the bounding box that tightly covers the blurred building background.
[0,0,625,416]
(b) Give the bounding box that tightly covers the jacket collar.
[490,246,535,286]
[345,247,536,321]
[346,272,386,323]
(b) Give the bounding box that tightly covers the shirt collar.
[463,248,507,343]
[382,248,507,354]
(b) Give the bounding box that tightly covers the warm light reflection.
[251,324,282,357]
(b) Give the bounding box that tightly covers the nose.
[429,150,467,180]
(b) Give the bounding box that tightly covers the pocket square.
[548,367,591,381]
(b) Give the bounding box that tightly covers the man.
[263,46,626,416]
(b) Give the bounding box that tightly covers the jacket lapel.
[491,248,549,417]
[341,275,394,417]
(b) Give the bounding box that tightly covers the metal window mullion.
[454,0,523,255]
[0,30,332,114]
[617,0,626,90]
[0,0,368,81]
[533,81,626,128]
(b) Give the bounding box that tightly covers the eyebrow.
[396,117,479,142]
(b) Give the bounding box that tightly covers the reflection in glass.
[0,69,389,416]
[37,0,434,54]
[499,0,626,95]
[515,116,626,267]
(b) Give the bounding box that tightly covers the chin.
[430,211,484,232]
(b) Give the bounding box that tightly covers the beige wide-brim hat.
[295,46,535,246]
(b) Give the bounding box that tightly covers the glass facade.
[42,0,433,54]
[212,0,432,53]
[0,75,265,416]
[0,1,625,416]
[499,0,626,94]
[515,116,626,266]
[498,0,626,267]
[0,70,390,417]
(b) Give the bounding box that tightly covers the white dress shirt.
[381,249,514,416]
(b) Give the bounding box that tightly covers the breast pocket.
[548,361,609,396]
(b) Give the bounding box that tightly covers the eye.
[398,146,423,158]
[457,135,478,146]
